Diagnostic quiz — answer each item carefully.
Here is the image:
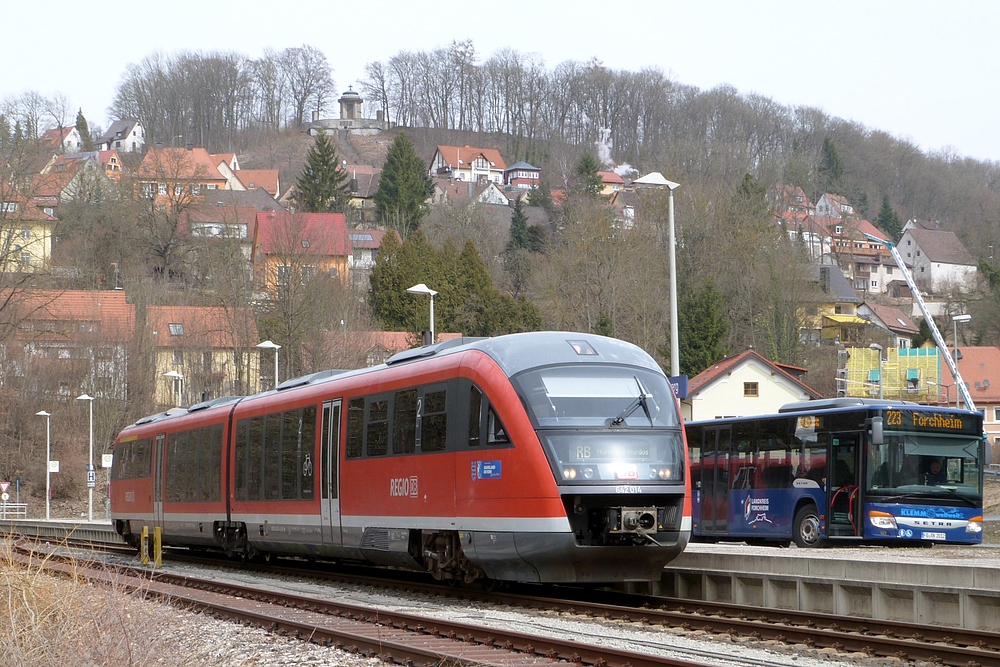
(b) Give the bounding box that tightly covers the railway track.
[8,534,1000,666]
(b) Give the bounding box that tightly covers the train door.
[827,432,861,538]
[320,400,343,546]
[153,433,165,530]
[700,426,731,536]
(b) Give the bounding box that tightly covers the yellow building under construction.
[838,346,947,405]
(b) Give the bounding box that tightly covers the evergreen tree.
[529,178,556,218]
[659,278,731,377]
[374,132,433,234]
[572,152,603,198]
[506,197,530,252]
[875,194,903,242]
[293,132,352,213]
[75,109,95,152]
[818,137,844,192]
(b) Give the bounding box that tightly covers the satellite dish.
[985,379,991,388]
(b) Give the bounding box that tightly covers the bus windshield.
[512,364,680,429]
[867,431,983,500]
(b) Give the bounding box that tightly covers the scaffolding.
[838,346,944,404]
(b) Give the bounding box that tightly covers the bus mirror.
[870,416,883,445]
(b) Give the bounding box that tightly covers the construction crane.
[863,233,975,411]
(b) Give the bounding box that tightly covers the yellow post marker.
[154,526,162,568]
[140,526,149,565]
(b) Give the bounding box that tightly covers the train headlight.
[582,467,595,480]
[658,467,672,480]
[868,510,897,530]
[967,516,983,533]
[562,467,577,480]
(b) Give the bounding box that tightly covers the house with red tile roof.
[1,289,134,399]
[149,305,262,405]
[897,228,977,294]
[596,170,624,197]
[40,126,84,153]
[857,302,919,348]
[30,152,114,216]
[0,179,58,273]
[235,169,280,198]
[251,211,351,294]
[772,184,815,215]
[135,147,234,209]
[815,193,855,219]
[304,330,464,370]
[682,349,822,421]
[429,145,506,185]
[954,347,1000,460]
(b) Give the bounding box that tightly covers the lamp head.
[36,410,51,417]
[76,394,94,401]
[954,314,972,323]
[406,283,438,297]
[256,340,281,350]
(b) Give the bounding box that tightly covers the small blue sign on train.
[472,460,502,480]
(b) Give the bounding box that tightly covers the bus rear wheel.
[793,505,824,548]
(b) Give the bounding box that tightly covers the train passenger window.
[235,420,249,500]
[393,390,417,454]
[421,389,447,452]
[346,398,364,459]
[247,417,264,501]
[468,386,483,447]
[281,410,300,500]
[367,399,389,456]
[487,407,509,444]
[264,413,281,500]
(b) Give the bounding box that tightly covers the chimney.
[186,141,193,151]
[312,110,319,122]
[154,142,163,151]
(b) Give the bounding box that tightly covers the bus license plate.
[921,532,946,540]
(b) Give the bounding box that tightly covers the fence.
[0,503,27,519]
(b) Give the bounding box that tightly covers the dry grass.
[0,543,223,667]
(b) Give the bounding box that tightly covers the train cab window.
[346,398,364,459]
[487,407,509,444]
[468,385,483,447]
[393,390,417,454]
[367,399,389,456]
[421,389,447,452]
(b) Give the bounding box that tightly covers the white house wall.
[685,361,814,421]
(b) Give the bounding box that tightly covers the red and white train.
[111,332,691,583]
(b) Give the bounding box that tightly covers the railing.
[986,464,1000,481]
[0,503,27,519]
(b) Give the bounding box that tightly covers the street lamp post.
[76,394,94,522]
[927,380,954,407]
[869,343,885,399]
[36,410,51,521]
[163,371,183,407]
[406,283,438,345]
[953,314,971,409]
[665,180,681,378]
[256,340,282,389]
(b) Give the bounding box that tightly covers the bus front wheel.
[793,505,824,548]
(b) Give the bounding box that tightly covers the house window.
[174,185,183,197]
[993,407,1000,422]
[276,265,291,286]
[21,252,31,266]
[886,267,893,274]
[835,225,843,234]
[142,184,154,198]
[1,202,18,212]
[158,183,167,196]
[301,265,316,283]
[916,250,921,256]
[207,184,217,190]
[173,349,184,365]
[202,351,213,373]
[168,323,184,336]
[871,280,878,289]
[192,184,201,195]
[743,382,759,397]
[21,227,30,239]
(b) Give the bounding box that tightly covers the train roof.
[123,332,661,429]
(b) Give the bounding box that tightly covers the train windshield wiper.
[611,377,653,427]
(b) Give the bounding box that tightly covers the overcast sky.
[4,1,997,163]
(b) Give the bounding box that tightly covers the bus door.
[827,433,861,537]
[153,433,165,530]
[320,400,343,546]
[701,426,732,536]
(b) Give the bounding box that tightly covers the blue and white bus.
[685,398,987,547]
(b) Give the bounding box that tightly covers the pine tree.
[659,278,730,376]
[293,132,352,213]
[875,194,903,242]
[506,197,530,252]
[572,152,603,198]
[374,132,433,234]
[75,109,95,152]
[818,137,844,192]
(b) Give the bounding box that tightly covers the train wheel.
[792,505,824,548]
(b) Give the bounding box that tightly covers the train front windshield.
[513,365,685,484]
[867,432,983,502]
